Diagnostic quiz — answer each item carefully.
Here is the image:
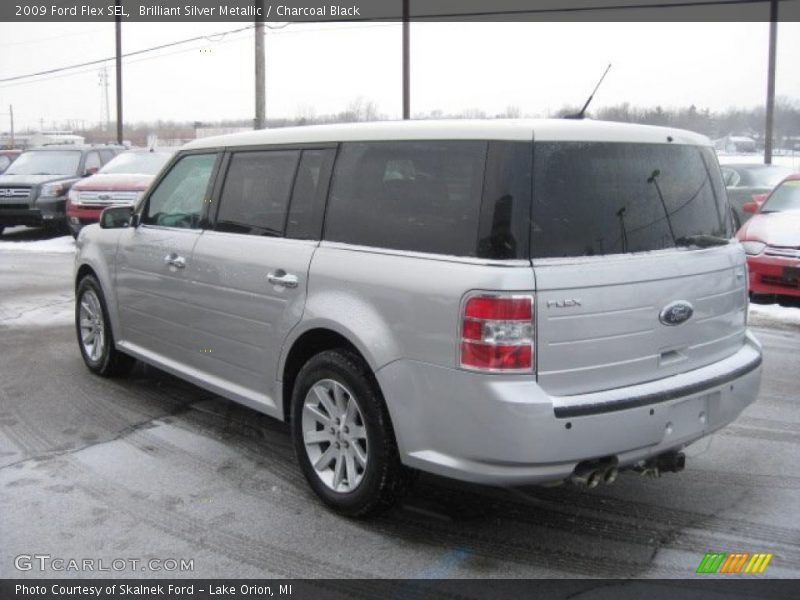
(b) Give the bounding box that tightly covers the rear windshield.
[531,142,730,258]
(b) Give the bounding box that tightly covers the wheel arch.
[281,327,372,422]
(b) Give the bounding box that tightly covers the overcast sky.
[0,21,799,131]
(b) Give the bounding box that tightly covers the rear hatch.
[530,139,747,397]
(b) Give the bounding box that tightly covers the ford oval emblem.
[659,301,694,326]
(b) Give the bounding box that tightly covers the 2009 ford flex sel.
[73,120,762,516]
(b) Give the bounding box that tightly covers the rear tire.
[75,275,135,377]
[290,349,415,517]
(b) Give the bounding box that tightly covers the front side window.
[143,153,217,229]
[325,141,486,256]
[531,142,730,258]
[84,151,102,173]
[215,150,300,236]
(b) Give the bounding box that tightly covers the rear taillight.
[460,294,534,372]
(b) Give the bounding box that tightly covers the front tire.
[291,349,414,516]
[75,275,135,376]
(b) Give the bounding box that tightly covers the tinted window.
[478,142,531,259]
[286,149,335,240]
[144,153,216,229]
[216,150,300,236]
[761,180,800,213]
[325,141,486,256]
[532,143,730,258]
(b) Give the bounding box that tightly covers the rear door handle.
[164,253,186,269]
[267,270,298,288]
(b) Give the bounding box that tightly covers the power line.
[0,30,256,89]
[0,24,256,84]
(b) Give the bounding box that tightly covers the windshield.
[100,151,173,175]
[761,180,800,213]
[532,142,731,258]
[744,165,794,187]
[5,150,82,176]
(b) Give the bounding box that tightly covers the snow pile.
[0,293,74,328]
[749,302,800,330]
[0,236,75,254]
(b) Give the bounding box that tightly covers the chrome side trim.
[318,240,531,267]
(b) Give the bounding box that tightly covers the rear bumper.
[747,255,800,297]
[0,197,66,226]
[377,331,762,486]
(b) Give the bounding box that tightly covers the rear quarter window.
[324,141,487,256]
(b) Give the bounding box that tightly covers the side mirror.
[100,206,133,229]
[84,167,99,176]
[742,202,759,215]
[752,193,768,204]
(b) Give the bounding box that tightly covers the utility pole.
[402,0,410,120]
[764,0,778,164]
[255,0,266,129]
[98,65,111,131]
[9,105,14,148]
[115,0,123,144]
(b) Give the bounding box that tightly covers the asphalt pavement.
[1,229,799,582]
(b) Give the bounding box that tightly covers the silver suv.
[74,120,763,516]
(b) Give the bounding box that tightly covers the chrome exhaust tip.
[603,466,619,485]
[570,457,619,487]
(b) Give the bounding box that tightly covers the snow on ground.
[748,302,800,331]
[0,293,73,328]
[0,235,75,254]
[718,152,800,171]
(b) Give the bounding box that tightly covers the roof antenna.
[564,63,612,120]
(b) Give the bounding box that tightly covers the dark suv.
[0,145,123,236]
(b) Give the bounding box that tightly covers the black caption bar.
[2,0,800,22]
[1,579,799,600]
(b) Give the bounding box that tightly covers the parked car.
[0,145,123,236]
[66,149,175,237]
[719,163,796,228]
[737,174,800,299]
[0,150,21,174]
[75,120,762,516]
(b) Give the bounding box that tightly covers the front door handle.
[267,270,298,288]
[164,253,186,269]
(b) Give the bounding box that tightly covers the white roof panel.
[181,119,711,150]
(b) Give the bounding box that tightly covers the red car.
[66,149,174,237]
[737,174,800,298]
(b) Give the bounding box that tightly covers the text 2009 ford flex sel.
[73,120,762,516]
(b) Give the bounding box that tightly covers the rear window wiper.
[674,235,730,248]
